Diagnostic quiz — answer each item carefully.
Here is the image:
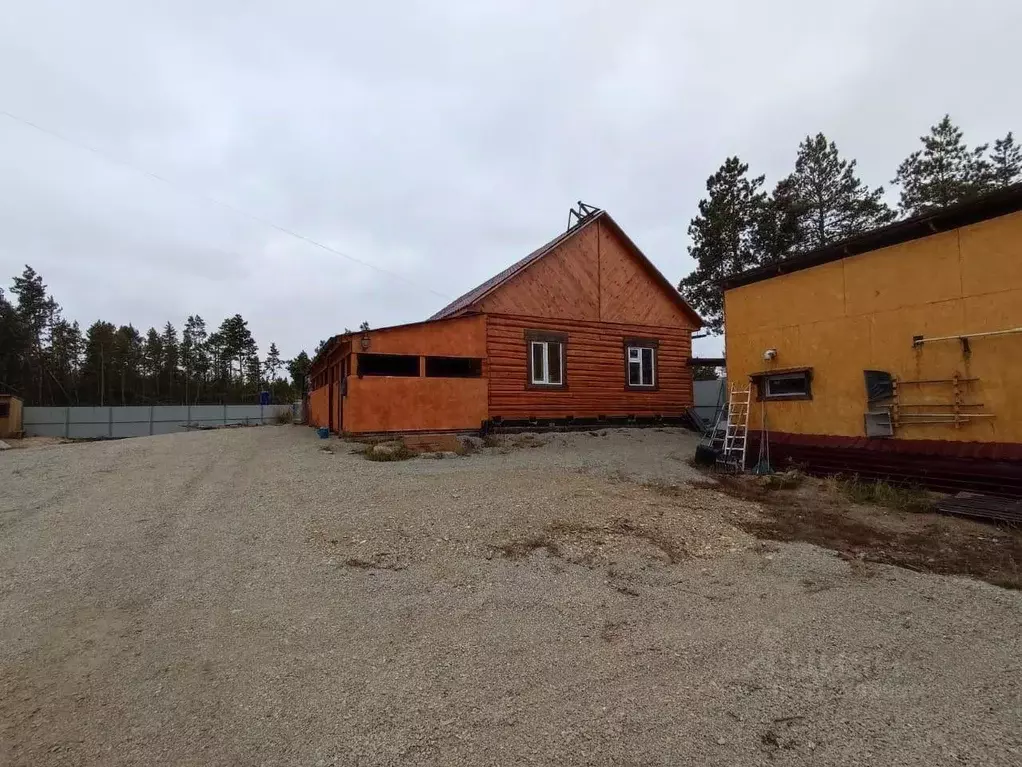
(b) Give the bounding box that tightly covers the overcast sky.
[2,1,1020,359]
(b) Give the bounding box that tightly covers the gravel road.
[2,426,1020,766]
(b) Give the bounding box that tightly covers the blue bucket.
[317,427,330,439]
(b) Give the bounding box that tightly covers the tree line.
[681,115,1022,332]
[0,266,312,407]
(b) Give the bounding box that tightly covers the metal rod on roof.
[913,326,1022,346]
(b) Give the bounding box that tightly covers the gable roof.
[429,210,702,327]
[722,182,1022,291]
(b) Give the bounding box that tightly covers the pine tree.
[753,177,807,264]
[246,354,263,394]
[782,133,894,249]
[181,315,208,404]
[264,342,283,382]
[81,321,116,406]
[161,322,179,402]
[989,132,1022,187]
[113,325,144,404]
[10,266,50,402]
[677,157,766,333]
[893,115,992,215]
[48,319,83,403]
[287,351,311,397]
[143,328,165,399]
[0,287,29,398]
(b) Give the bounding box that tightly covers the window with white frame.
[525,330,566,387]
[625,340,658,389]
[759,370,812,400]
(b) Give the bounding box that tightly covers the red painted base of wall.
[748,432,1022,497]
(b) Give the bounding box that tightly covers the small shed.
[0,394,24,438]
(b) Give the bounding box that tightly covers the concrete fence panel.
[21,404,292,439]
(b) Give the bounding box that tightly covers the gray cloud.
[2,0,1020,359]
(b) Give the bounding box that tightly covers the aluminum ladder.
[717,383,751,472]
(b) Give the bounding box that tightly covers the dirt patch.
[694,472,1022,589]
[493,517,686,566]
[343,552,408,571]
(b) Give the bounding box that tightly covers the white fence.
[22,404,293,439]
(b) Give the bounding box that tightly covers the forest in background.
[680,115,1022,332]
[0,266,312,407]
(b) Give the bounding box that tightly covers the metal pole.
[914,326,1022,346]
[64,406,70,439]
[223,403,227,426]
[108,407,113,438]
[149,405,154,436]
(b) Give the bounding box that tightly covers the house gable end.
[466,215,701,328]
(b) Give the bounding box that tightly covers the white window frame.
[762,372,810,399]
[626,345,656,388]
[529,340,563,386]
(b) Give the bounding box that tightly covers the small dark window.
[757,370,812,400]
[0,402,9,418]
[357,353,420,377]
[425,357,482,378]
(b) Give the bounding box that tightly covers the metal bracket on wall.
[894,373,993,428]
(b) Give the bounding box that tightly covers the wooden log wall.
[487,313,693,420]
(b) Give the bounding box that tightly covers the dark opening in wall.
[357,353,420,377]
[425,356,483,378]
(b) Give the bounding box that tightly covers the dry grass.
[273,409,294,424]
[833,475,935,513]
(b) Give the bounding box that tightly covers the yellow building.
[0,394,24,439]
[723,185,1022,493]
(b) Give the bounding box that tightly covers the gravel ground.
[1,426,1020,766]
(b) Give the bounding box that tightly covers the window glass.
[641,348,654,386]
[763,372,810,398]
[626,345,656,388]
[531,342,545,384]
[547,343,561,384]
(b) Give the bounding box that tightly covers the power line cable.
[0,108,451,300]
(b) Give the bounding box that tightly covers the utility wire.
[0,108,451,301]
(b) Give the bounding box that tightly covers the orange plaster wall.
[308,386,329,428]
[357,315,486,359]
[344,377,488,433]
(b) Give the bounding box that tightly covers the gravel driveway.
[2,426,1020,766]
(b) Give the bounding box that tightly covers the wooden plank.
[477,225,600,320]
